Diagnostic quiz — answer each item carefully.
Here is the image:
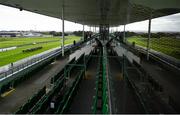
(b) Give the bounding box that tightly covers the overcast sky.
[0,4,180,32]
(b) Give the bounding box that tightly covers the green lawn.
[0,37,61,48]
[127,36,180,59]
[0,36,81,66]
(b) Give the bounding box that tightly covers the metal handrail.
[102,46,112,114]
[0,44,73,80]
[126,41,180,70]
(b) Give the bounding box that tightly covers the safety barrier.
[50,58,76,84]
[8,41,91,114]
[132,60,164,92]
[123,56,149,113]
[53,52,91,113]
[29,77,65,113]
[92,52,102,113]
[85,50,93,66]
[0,59,53,95]
[50,68,64,84]
[102,46,111,113]
[0,41,83,79]
[56,70,84,113]
[0,42,84,96]
[29,54,85,114]
[15,86,46,114]
[92,46,111,114]
[124,70,149,113]
[77,53,85,64]
[64,53,85,79]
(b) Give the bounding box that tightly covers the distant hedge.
[22,46,43,53]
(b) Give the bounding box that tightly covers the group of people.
[84,32,93,41]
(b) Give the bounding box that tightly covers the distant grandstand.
[0,31,42,37]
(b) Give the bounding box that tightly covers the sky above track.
[0,4,180,32]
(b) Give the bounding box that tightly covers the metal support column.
[147,13,152,60]
[123,25,126,43]
[82,24,85,41]
[99,25,109,41]
[61,1,65,56]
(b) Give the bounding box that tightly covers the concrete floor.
[108,55,144,113]
[67,56,98,113]
[141,58,180,112]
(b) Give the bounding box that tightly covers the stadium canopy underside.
[0,0,180,26]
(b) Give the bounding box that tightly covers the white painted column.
[62,0,64,56]
[82,24,85,41]
[147,13,152,60]
[123,25,126,43]
[61,2,65,56]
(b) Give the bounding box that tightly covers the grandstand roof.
[0,0,180,26]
